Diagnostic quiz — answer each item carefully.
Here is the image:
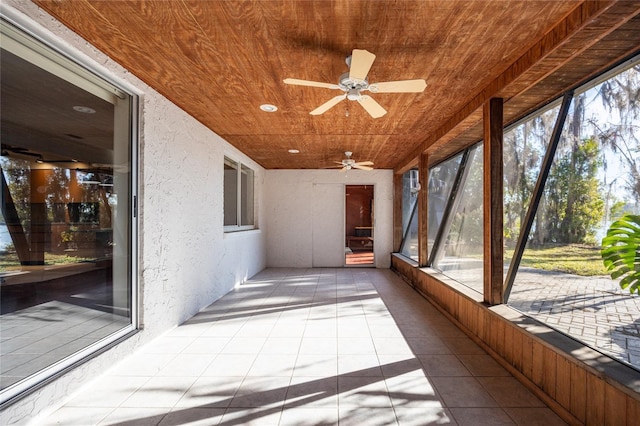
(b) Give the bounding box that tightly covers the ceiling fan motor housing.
[338,72,368,95]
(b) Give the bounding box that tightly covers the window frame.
[0,12,139,406]
[223,156,255,232]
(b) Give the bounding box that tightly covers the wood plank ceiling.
[33,0,640,170]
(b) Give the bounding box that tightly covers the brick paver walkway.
[438,262,640,369]
[509,267,640,368]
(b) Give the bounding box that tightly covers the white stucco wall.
[265,169,394,269]
[0,3,266,424]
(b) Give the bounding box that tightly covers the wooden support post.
[483,98,503,304]
[393,172,403,252]
[29,168,50,265]
[418,152,429,267]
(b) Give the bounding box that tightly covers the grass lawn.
[506,244,609,277]
[0,252,93,271]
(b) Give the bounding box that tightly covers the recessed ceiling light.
[73,105,96,114]
[288,149,300,154]
[260,104,278,112]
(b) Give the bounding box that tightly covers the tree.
[544,137,604,244]
[591,65,640,202]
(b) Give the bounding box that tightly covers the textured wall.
[0,3,266,424]
[265,169,393,269]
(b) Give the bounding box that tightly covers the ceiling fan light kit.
[334,151,374,172]
[284,49,427,118]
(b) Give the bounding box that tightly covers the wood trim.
[483,98,504,305]
[418,152,429,267]
[391,255,640,426]
[394,1,622,172]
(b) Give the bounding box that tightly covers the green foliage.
[601,214,640,294]
[545,138,604,244]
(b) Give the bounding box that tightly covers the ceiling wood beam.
[394,0,640,173]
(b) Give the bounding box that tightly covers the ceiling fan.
[283,49,426,118]
[333,151,374,172]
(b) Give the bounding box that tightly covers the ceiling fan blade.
[352,164,374,171]
[354,161,374,166]
[341,166,348,172]
[310,94,346,115]
[357,95,387,118]
[349,49,376,81]
[283,78,340,90]
[369,79,427,93]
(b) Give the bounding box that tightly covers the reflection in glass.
[224,159,239,226]
[399,170,418,260]
[432,144,484,291]
[1,34,133,399]
[240,164,254,226]
[428,154,462,256]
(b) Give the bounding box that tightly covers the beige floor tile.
[34,268,567,426]
[157,407,225,425]
[247,353,298,377]
[285,376,339,407]
[337,353,383,376]
[109,352,176,377]
[337,376,393,408]
[182,336,231,354]
[38,407,113,426]
[120,376,197,408]
[450,407,514,425]
[156,352,215,377]
[372,337,415,355]
[260,337,302,354]
[443,337,486,355]
[457,354,510,377]
[174,376,242,408]
[338,337,376,354]
[394,407,457,425]
[293,354,338,377]
[139,336,197,354]
[385,374,442,408]
[478,377,545,407]
[229,376,290,408]
[97,407,169,425]
[221,406,283,426]
[280,406,339,425]
[377,354,425,377]
[202,353,256,376]
[417,354,471,377]
[298,337,338,354]
[223,336,267,354]
[502,407,567,425]
[406,337,452,355]
[432,376,499,408]
[66,375,149,408]
[338,406,398,425]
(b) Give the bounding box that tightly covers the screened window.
[428,154,462,258]
[431,144,484,291]
[1,19,136,402]
[224,157,254,231]
[505,58,640,370]
[399,169,419,260]
[503,103,559,267]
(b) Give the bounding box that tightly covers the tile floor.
[37,268,566,425]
